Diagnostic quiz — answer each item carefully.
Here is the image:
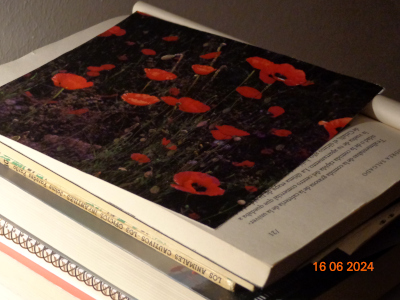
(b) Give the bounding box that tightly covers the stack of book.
[0,2,399,299]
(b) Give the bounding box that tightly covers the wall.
[0,0,399,99]
[0,0,132,63]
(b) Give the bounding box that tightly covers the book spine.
[0,143,236,291]
[0,217,129,300]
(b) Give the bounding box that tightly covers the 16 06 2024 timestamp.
[313,261,374,272]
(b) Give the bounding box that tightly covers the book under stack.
[0,2,400,299]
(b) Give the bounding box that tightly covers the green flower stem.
[109,58,144,80]
[240,69,256,86]
[52,88,64,99]
[213,70,255,111]
[123,106,176,145]
[141,81,152,93]
[186,75,200,94]
[201,66,227,92]
[261,84,272,94]
[170,53,184,73]
[209,43,226,67]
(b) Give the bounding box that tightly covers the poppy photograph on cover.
[0,13,381,228]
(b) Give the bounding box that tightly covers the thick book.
[0,1,399,293]
[0,224,100,300]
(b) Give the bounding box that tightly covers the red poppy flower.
[162,137,171,146]
[98,31,112,37]
[191,65,216,75]
[301,80,314,86]
[137,11,152,17]
[246,57,274,70]
[171,171,225,196]
[126,41,135,46]
[87,66,104,72]
[144,68,177,81]
[87,71,100,77]
[236,86,262,99]
[210,130,231,140]
[141,49,156,55]
[260,63,307,86]
[245,186,258,193]
[232,160,255,167]
[271,129,292,137]
[52,73,94,90]
[100,64,116,70]
[169,87,180,96]
[131,153,151,163]
[200,51,221,59]
[121,93,160,106]
[259,69,276,84]
[178,97,210,113]
[67,108,89,115]
[211,125,250,140]
[161,96,180,106]
[268,106,285,118]
[162,36,179,41]
[98,26,126,37]
[298,148,311,158]
[109,26,126,36]
[216,125,250,137]
[118,54,128,61]
[188,212,201,220]
[161,137,177,150]
[196,120,208,128]
[24,91,33,97]
[261,148,274,155]
[319,117,352,140]
[167,144,177,151]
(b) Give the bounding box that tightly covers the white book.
[0,224,111,300]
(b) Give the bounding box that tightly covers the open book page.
[0,6,389,288]
[131,1,400,278]
[133,0,400,277]
[218,115,400,275]
[363,95,400,130]
[132,2,245,43]
[307,199,400,264]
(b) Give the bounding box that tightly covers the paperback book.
[0,2,399,293]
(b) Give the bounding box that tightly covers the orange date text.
[313,261,374,272]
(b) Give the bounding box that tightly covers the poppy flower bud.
[161,54,177,60]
